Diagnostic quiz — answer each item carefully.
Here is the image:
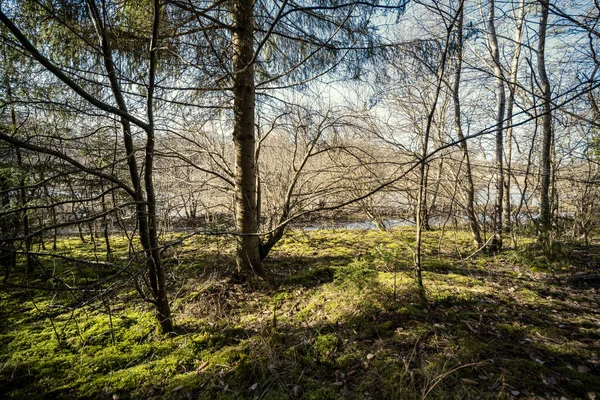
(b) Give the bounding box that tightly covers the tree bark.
[453,0,483,248]
[419,163,431,231]
[87,0,173,332]
[232,0,262,277]
[0,175,16,276]
[538,0,553,247]
[487,0,506,252]
[2,60,33,273]
[413,6,458,300]
[13,120,33,275]
[144,0,173,333]
[503,0,526,244]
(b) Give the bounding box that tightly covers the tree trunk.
[87,0,173,332]
[232,0,262,277]
[414,160,426,298]
[101,192,111,260]
[4,72,33,273]
[413,4,457,300]
[503,0,526,245]
[258,123,325,260]
[420,163,431,231]
[143,0,173,333]
[537,0,553,248]
[0,175,16,277]
[487,0,505,252]
[453,1,483,248]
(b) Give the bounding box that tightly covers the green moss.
[283,266,335,287]
[333,259,378,290]
[300,385,344,400]
[1,229,599,399]
[312,333,339,363]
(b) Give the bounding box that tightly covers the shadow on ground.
[1,231,599,399]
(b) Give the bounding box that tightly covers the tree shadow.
[3,235,600,399]
[161,262,600,400]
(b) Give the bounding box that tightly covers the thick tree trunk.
[232,0,262,277]
[538,0,553,247]
[487,0,505,252]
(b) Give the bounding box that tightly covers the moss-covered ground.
[1,228,599,399]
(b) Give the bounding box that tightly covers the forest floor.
[1,228,599,399]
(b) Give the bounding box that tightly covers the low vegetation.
[1,228,599,399]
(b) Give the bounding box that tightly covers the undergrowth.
[1,228,599,399]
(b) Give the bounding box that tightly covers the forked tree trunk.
[258,125,325,259]
[0,7,173,331]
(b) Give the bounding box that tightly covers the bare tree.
[537,0,554,248]
[0,0,173,332]
[485,0,506,251]
[503,0,526,245]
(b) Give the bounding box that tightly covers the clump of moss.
[282,266,335,287]
[311,333,339,363]
[334,259,378,290]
